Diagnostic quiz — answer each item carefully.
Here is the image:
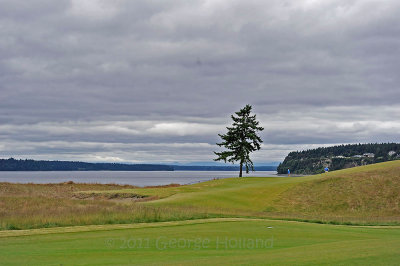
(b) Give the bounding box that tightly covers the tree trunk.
[239,162,243,177]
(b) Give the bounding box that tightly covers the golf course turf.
[1,218,400,265]
[1,161,400,265]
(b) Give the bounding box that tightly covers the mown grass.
[1,219,400,265]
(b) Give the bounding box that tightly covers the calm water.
[0,171,278,187]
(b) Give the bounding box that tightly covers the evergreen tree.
[214,104,264,177]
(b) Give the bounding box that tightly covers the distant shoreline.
[0,170,278,186]
[0,158,277,172]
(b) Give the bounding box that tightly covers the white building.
[363,153,375,158]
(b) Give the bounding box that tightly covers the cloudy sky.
[1,0,399,164]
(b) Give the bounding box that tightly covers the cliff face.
[278,157,375,174]
[277,143,400,174]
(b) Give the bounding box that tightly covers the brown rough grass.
[0,182,209,230]
[273,161,400,220]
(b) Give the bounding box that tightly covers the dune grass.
[273,160,400,221]
[1,219,400,265]
[0,182,212,230]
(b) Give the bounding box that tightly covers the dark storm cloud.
[1,0,400,162]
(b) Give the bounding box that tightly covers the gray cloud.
[0,0,399,163]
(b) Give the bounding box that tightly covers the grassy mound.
[274,160,400,222]
[141,161,400,223]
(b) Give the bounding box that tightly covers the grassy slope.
[82,175,322,212]
[84,161,400,223]
[2,162,400,265]
[1,219,400,265]
[1,161,399,230]
[274,160,400,221]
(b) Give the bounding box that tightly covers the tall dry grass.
[0,182,210,230]
[273,161,400,222]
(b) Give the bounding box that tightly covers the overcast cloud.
[1,0,399,164]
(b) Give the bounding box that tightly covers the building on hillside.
[363,153,375,158]
[388,151,397,156]
[352,155,362,158]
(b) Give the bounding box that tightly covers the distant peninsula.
[277,143,400,174]
[0,158,277,171]
[0,158,173,171]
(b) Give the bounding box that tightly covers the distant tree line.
[173,165,276,171]
[277,143,400,174]
[0,158,174,171]
[0,158,277,172]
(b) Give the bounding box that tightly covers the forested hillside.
[0,158,173,171]
[277,143,400,174]
[0,158,277,172]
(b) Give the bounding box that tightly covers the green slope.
[79,174,321,214]
[83,161,400,223]
[274,160,400,222]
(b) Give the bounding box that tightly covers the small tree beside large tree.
[214,104,264,177]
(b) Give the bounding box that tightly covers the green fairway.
[1,218,400,265]
[78,172,322,213]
